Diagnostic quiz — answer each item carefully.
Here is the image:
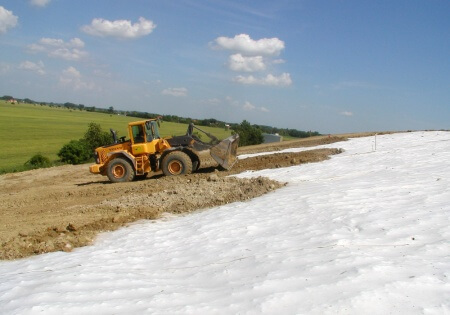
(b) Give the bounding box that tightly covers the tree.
[83,122,113,153]
[58,123,113,165]
[58,140,91,164]
[232,120,264,146]
[25,154,52,169]
[24,98,35,104]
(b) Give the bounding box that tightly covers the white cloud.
[59,66,95,90]
[93,69,113,79]
[228,54,266,72]
[234,73,292,86]
[161,87,188,97]
[28,37,88,61]
[226,97,269,113]
[38,38,64,47]
[272,59,285,64]
[82,17,156,39]
[27,43,45,53]
[213,34,284,56]
[49,48,87,61]
[203,98,220,106]
[62,66,81,78]
[341,111,354,116]
[18,60,46,75]
[30,0,51,7]
[68,37,85,48]
[243,101,256,111]
[0,6,18,34]
[212,34,290,87]
[243,101,269,112]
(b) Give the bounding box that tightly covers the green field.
[0,101,232,171]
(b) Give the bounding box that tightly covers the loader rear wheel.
[162,151,192,176]
[107,158,135,183]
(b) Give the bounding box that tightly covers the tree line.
[2,94,321,141]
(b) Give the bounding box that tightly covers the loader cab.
[129,120,160,144]
[129,120,163,155]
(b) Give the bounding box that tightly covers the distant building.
[8,99,18,104]
[263,133,283,143]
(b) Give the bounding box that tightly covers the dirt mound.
[237,135,347,155]
[0,174,283,260]
[232,148,342,173]
[0,139,345,260]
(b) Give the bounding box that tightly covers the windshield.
[145,120,160,141]
[151,121,160,139]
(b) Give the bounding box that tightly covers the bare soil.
[0,136,347,260]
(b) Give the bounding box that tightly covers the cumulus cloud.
[161,87,188,97]
[82,17,156,39]
[29,0,51,7]
[0,6,18,34]
[243,101,269,112]
[28,37,88,61]
[18,60,46,75]
[213,34,284,56]
[212,33,292,87]
[62,66,80,78]
[228,54,266,72]
[341,111,354,116]
[204,98,220,106]
[227,97,269,113]
[59,66,95,90]
[49,48,87,61]
[272,59,285,64]
[243,101,256,111]
[234,73,292,86]
[36,37,84,48]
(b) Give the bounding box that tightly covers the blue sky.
[0,0,449,133]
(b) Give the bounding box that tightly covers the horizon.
[1,1,449,134]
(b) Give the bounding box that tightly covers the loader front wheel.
[107,158,135,183]
[162,151,192,176]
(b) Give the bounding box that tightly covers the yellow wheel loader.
[89,119,239,183]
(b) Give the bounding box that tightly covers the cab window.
[132,125,145,143]
[150,121,160,139]
[145,123,153,142]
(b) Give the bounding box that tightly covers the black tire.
[135,173,148,180]
[217,164,227,171]
[161,151,193,176]
[192,160,200,171]
[106,158,135,183]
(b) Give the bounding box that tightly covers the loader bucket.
[210,134,240,170]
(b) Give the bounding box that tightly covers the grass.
[0,101,232,172]
[281,135,299,141]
